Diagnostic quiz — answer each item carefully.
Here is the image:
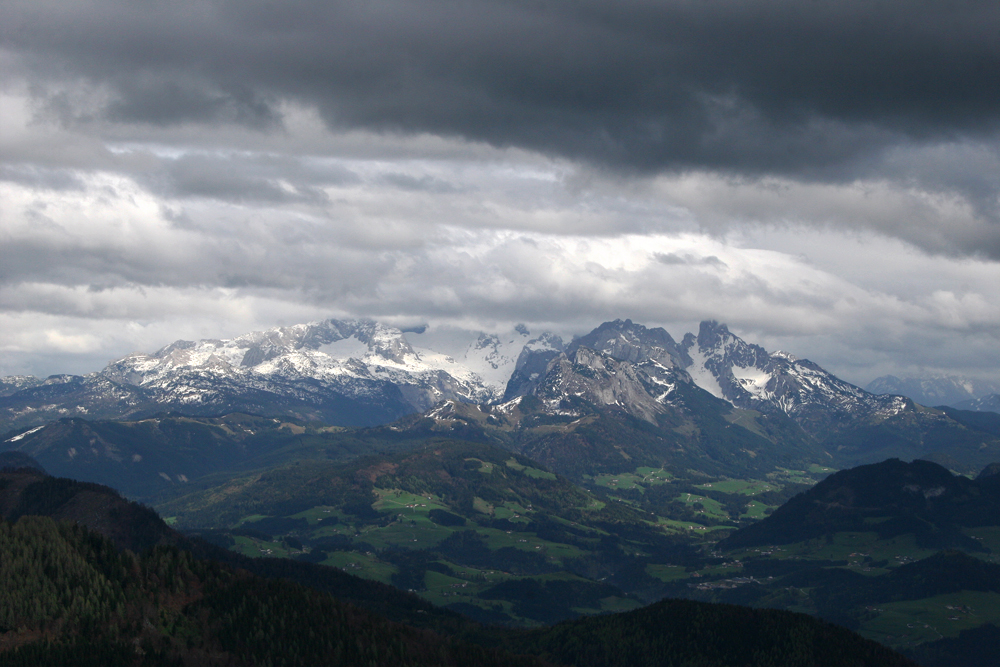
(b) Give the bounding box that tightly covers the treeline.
[0,515,547,667]
[0,466,926,666]
[0,512,923,667]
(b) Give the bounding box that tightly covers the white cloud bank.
[2,84,1000,385]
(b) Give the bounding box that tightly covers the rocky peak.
[502,333,566,402]
[533,346,666,424]
[345,320,416,363]
[692,321,771,371]
[695,319,730,348]
[677,320,910,436]
[568,319,686,368]
[680,321,773,406]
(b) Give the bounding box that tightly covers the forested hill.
[0,467,175,553]
[491,598,917,667]
[0,452,43,472]
[0,468,922,666]
[0,467,471,633]
[0,515,548,667]
[0,514,919,667]
[719,458,1000,550]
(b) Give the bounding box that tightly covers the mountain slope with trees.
[0,467,921,667]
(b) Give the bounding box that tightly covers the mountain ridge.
[868,375,1000,409]
[5,317,1000,477]
[0,317,922,435]
[717,458,1000,551]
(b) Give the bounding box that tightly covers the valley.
[149,439,1000,664]
[3,317,1000,665]
[0,465,917,667]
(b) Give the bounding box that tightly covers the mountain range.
[5,317,1000,485]
[1,319,562,432]
[4,309,1000,664]
[0,318,950,437]
[866,375,1000,411]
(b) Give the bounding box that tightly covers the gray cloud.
[0,165,85,191]
[655,252,726,268]
[379,172,461,194]
[5,0,1000,176]
[3,0,1000,386]
[145,153,356,204]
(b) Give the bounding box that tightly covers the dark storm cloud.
[5,0,999,177]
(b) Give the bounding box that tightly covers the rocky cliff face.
[501,319,910,438]
[7,317,1000,478]
[0,317,965,442]
[678,321,909,433]
[533,346,672,424]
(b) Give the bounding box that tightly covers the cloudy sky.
[3,0,1000,387]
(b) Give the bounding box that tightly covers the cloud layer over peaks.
[2,0,1000,386]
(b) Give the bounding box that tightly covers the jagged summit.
[568,319,686,367]
[5,316,1000,478]
[1,319,564,431]
[505,318,909,441]
[676,320,908,433]
[0,317,957,443]
[495,318,910,444]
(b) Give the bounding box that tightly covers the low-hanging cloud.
[2,0,1000,385]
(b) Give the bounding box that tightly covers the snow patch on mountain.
[731,365,772,400]
[406,325,534,393]
[5,424,46,443]
[316,336,370,360]
[685,347,725,399]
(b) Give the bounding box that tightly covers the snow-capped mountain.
[0,316,962,439]
[5,317,1000,476]
[866,375,1000,408]
[0,375,45,398]
[0,319,558,432]
[515,319,908,437]
[102,318,508,410]
[413,319,1000,474]
[679,321,908,431]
